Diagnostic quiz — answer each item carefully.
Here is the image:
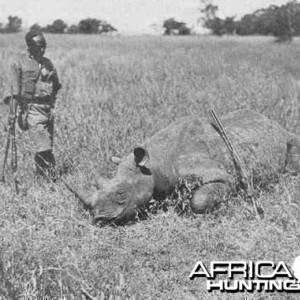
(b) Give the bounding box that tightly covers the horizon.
[0,0,290,34]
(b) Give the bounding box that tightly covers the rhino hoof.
[190,182,227,213]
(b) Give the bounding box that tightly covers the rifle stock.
[209,109,254,195]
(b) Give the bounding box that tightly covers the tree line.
[200,0,300,41]
[0,16,117,34]
[2,0,300,41]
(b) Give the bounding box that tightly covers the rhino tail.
[62,178,93,209]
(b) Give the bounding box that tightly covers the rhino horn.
[94,175,109,190]
[134,147,149,167]
[111,156,122,165]
[62,178,93,209]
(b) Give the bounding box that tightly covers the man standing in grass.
[7,30,61,181]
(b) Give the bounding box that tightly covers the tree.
[200,2,218,23]
[99,21,117,34]
[199,2,235,36]
[251,8,276,35]
[45,19,67,33]
[30,23,44,32]
[163,18,191,35]
[4,16,22,33]
[208,17,226,35]
[272,1,300,42]
[223,17,236,34]
[235,14,259,35]
[68,24,79,34]
[78,18,101,34]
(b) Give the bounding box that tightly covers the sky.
[0,0,291,34]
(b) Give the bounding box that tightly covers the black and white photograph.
[0,0,300,299]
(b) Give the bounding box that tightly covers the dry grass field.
[1,33,300,299]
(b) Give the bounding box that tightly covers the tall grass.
[1,34,300,299]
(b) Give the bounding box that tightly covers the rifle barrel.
[1,131,10,182]
[1,87,19,193]
[210,110,234,153]
[209,110,260,219]
[10,86,19,194]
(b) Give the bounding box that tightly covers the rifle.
[1,86,19,194]
[209,109,261,218]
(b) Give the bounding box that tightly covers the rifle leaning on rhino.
[209,109,262,219]
[1,86,19,194]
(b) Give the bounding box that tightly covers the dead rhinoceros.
[64,109,300,224]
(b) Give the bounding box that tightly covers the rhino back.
[219,110,291,172]
[178,110,291,177]
[179,109,292,179]
[143,110,293,191]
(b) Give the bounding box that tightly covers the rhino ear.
[134,147,149,167]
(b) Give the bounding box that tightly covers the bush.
[0,16,22,33]
[45,19,68,34]
[163,18,191,35]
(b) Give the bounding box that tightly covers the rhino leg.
[190,182,228,213]
[178,154,233,213]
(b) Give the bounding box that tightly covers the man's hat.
[25,30,46,48]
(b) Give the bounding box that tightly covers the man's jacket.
[11,53,61,103]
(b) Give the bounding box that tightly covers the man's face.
[29,45,45,59]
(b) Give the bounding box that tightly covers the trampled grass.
[1,34,300,299]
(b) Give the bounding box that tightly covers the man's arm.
[51,68,62,97]
[42,57,61,97]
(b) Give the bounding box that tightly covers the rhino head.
[65,147,155,224]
